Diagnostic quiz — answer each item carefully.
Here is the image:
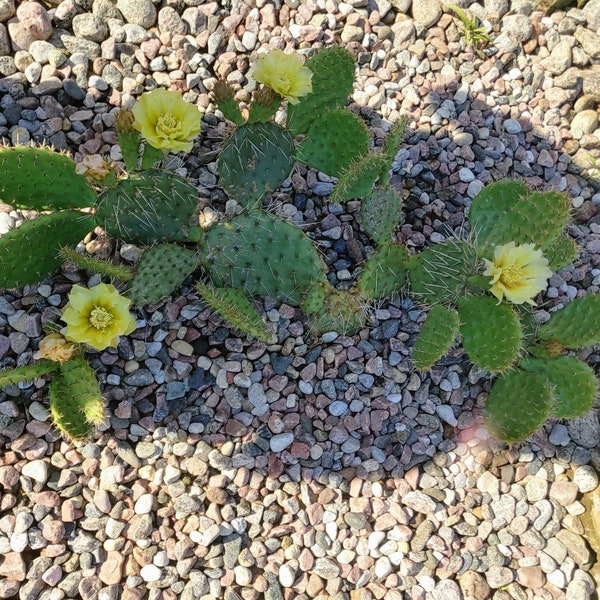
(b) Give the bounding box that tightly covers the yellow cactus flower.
[61,283,137,351]
[132,88,201,153]
[34,334,76,364]
[252,49,313,105]
[483,242,552,305]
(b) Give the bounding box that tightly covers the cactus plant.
[216,122,295,208]
[196,283,272,342]
[0,360,60,387]
[287,47,356,136]
[0,211,96,288]
[360,186,403,246]
[0,144,97,210]
[49,357,105,441]
[94,169,201,244]
[199,210,328,306]
[469,179,570,257]
[458,295,522,373]
[412,305,460,370]
[408,238,478,305]
[357,244,409,300]
[127,244,201,305]
[296,108,369,177]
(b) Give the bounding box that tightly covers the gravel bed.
[1,0,600,599]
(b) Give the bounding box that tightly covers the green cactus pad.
[303,283,366,336]
[58,247,134,282]
[0,360,60,388]
[413,305,460,370]
[128,244,201,306]
[407,239,478,304]
[287,47,355,135]
[360,186,403,245]
[469,180,570,257]
[331,153,390,203]
[483,369,553,443]
[217,122,295,207]
[0,211,96,288]
[541,235,579,272]
[94,169,200,244]
[296,109,369,177]
[521,356,598,419]
[0,145,96,210]
[383,117,409,164]
[458,295,522,372]
[117,130,141,172]
[537,293,600,348]
[196,283,272,342]
[200,211,328,305]
[49,357,105,441]
[357,244,409,300]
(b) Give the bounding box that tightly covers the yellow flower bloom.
[61,284,137,351]
[483,242,552,305]
[132,88,201,153]
[252,49,313,105]
[34,334,76,364]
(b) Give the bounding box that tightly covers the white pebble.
[140,564,162,582]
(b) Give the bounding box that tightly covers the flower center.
[89,306,113,330]
[276,73,292,93]
[156,112,181,137]
[499,264,524,288]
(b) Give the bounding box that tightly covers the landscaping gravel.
[0,0,600,599]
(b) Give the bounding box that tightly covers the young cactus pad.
[356,244,409,300]
[537,293,600,348]
[458,295,522,373]
[49,357,105,441]
[196,283,272,342]
[412,304,460,370]
[540,234,579,272]
[407,238,478,305]
[0,211,96,288]
[360,186,403,246]
[127,244,201,306]
[483,369,553,443]
[0,145,96,210]
[0,360,60,388]
[302,282,367,336]
[520,356,598,420]
[217,122,295,207]
[287,47,356,136]
[469,180,570,257]
[200,211,328,306]
[94,169,200,244]
[331,153,390,203]
[296,109,369,178]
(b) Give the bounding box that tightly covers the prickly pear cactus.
[540,234,579,272]
[212,81,245,127]
[483,370,553,443]
[360,186,403,246]
[0,360,59,387]
[521,355,598,419]
[287,47,356,136]
[407,239,478,304]
[296,109,369,177]
[332,153,390,203]
[200,211,328,306]
[59,247,135,282]
[0,145,96,210]
[357,244,409,300]
[458,295,522,372]
[0,211,96,288]
[217,122,295,207]
[95,169,201,244]
[537,293,600,348]
[128,244,201,306]
[196,283,272,342]
[469,180,571,257]
[412,305,460,370]
[302,282,367,336]
[49,357,105,441]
